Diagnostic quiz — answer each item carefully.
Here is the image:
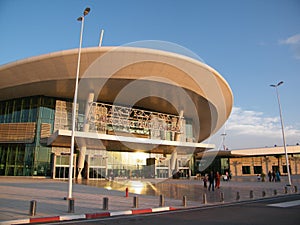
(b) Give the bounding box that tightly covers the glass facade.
[0,95,197,178]
[0,96,55,176]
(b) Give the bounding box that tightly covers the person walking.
[272,170,276,182]
[203,174,208,189]
[208,171,215,191]
[276,171,281,182]
[225,171,229,181]
[215,171,221,189]
[268,171,272,182]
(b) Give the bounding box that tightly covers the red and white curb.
[0,207,176,225]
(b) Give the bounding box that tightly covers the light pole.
[68,7,91,201]
[270,81,292,186]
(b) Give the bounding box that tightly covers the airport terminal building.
[196,145,300,177]
[0,46,233,179]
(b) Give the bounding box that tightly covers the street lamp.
[270,81,292,186]
[68,7,91,201]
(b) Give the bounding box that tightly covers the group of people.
[268,170,281,182]
[202,171,225,191]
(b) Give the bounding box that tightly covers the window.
[253,166,262,174]
[272,165,279,172]
[242,166,251,174]
[282,165,292,174]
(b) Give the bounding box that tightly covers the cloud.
[208,107,300,150]
[280,34,300,45]
[279,34,300,59]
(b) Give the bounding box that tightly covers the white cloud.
[279,34,300,59]
[207,107,300,150]
[280,34,300,45]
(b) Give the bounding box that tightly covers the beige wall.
[229,155,300,176]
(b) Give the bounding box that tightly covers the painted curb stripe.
[0,219,30,225]
[0,206,176,224]
[132,208,152,214]
[85,212,110,219]
[60,214,86,221]
[30,216,60,223]
[110,210,132,216]
[151,207,171,212]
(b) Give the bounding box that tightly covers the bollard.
[262,190,266,197]
[236,192,240,201]
[250,190,254,199]
[159,194,165,207]
[125,187,129,198]
[220,192,224,203]
[133,196,138,208]
[294,186,298,193]
[202,193,207,204]
[273,189,277,196]
[29,200,37,216]
[284,186,288,194]
[182,196,187,207]
[103,197,109,210]
[68,198,75,213]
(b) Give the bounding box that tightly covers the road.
[49,194,300,225]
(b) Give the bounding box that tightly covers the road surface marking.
[268,200,300,208]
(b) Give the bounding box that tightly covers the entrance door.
[178,167,190,178]
[54,154,75,179]
[87,155,107,179]
[156,168,168,178]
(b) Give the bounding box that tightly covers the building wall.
[229,154,300,176]
[0,96,55,176]
[0,96,195,178]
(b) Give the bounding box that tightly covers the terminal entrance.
[53,154,75,179]
[86,154,107,179]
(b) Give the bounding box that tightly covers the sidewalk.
[0,176,299,224]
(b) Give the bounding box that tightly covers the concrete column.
[175,110,184,141]
[51,153,56,179]
[169,150,178,177]
[77,92,94,179]
[83,92,95,132]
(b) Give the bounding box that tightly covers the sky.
[0,0,299,150]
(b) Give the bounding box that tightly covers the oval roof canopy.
[0,46,233,142]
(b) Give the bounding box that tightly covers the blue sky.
[1,0,300,149]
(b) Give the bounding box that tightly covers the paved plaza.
[0,176,299,224]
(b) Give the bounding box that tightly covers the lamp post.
[270,81,292,186]
[68,7,91,201]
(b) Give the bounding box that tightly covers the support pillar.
[169,150,178,177]
[77,92,94,179]
[175,110,184,141]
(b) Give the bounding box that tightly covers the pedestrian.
[208,171,215,191]
[215,171,221,188]
[261,172,265,182]
[276,171,281,182]
[203,174,208,188]
[257,174,261,182]
[272,170,276,182]
[268,171,272,182]
[225,171,229,181]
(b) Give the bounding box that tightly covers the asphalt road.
[49,194,300,225]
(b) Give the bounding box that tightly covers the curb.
[0,207,176,225]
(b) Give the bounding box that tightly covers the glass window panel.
[253,166,262,174]
[8,148,16,166]
[21,109,29,122]
[35,147,50,162]
[16,148,25,165]
[242,166,251,174]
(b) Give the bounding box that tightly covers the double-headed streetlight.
[68,7,91,201]
[270,81,292,186]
